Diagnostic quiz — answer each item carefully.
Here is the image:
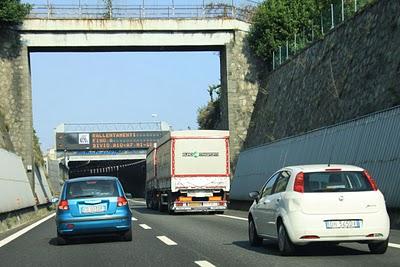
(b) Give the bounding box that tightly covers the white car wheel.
[278,223,295,256]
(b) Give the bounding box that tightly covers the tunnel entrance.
[68,159,146,198]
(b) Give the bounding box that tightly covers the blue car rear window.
[66,180,119,199]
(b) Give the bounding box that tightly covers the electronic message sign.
[56,131,167,151]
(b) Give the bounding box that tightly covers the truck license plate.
[325,220,362,229]
[81,204,106,214]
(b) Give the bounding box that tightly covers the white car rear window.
[303,172,373,192]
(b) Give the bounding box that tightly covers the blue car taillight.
[117,196,128,207]
[58,200,69,210]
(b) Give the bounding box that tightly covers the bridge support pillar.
[221,30,260,172]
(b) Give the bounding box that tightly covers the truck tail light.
[294,172,304,193]
[209,196,222,201]
[117,196,128,207]
[58,200,69,210]
[178,196,192,202]
[363,170,378,191]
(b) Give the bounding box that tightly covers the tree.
[207,84,221,102]
[0,0,31,25]
[33,129,44,166]
[198,84,221,130]
[247,0,323,61]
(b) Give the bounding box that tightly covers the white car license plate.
[81,204,106,214]
[325,220,362,229]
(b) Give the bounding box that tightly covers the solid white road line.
[157,235,177,246]
[131,217,138,221]
[194,260,216,267]
[215,214,247,221]
[389,243,400,249]
[139,224,152,230]
[0,213,55,248]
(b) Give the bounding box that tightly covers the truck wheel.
[368,239,389,254]
[167,201,175,215]
[158,198,166,212]
[146,196,151,209]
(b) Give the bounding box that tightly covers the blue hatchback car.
[55,176,132,245]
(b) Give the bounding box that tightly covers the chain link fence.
[272,0,374,70]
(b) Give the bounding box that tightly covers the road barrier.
[231,106,400,208]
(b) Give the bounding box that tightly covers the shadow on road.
[231,240,281,256]
[231,240,369,257]
[132,207,173,216]
[48,236,126,246]
[132,206,217,217]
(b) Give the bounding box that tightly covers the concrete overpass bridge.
[0,2,260,191]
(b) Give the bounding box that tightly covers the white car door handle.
[263,199,271,204]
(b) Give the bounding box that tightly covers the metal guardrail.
[27,4,254,22]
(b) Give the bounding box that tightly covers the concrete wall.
[244,0,400,149]
[0,27,34,187]
[0,149,36,213]
[46,159,62,195]
[231,106,400,208]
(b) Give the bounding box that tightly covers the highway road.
[0,200,399,267]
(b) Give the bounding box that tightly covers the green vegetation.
[248,0,376,62]
[33,129,44,166]
[0,0,31,24]
[248,0,320,61]
[197,84,221,130]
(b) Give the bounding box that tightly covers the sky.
[30,51,220,151]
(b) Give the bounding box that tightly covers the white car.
[248,164,390,255]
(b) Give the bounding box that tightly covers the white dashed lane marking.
[139,224,152,230]
[194,260,216,267]
[131,217,138,221]
[157,236,177,246]
[215,214,247,221]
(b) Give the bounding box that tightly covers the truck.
[145,130,230,214]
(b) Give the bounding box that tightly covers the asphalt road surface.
[1,200,399,267]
